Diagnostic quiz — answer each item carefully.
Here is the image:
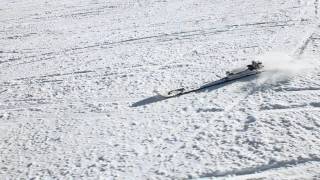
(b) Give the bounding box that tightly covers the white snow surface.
[1,0,320,179]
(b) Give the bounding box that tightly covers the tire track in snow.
[0,62,200,88]
[66,20,298,52]
[0,20,298,67]
[0,89,7,94]
[295,33,315,55]
[315,0,319,16]
[198,156,320,178]
[273,86,320,92]
[257,88,320,113]
[0,3,117,23]
[259,102,320,113]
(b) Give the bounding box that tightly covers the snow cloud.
[255,52,317,84]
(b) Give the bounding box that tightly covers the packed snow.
[1,0,320,179]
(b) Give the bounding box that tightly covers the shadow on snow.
[131,75,260,107]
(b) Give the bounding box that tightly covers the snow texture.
[1,0,320,179]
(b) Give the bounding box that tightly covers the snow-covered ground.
[1,0,320,179]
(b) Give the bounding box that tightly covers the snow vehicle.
[225,61,263,80]
[158,61,264,98]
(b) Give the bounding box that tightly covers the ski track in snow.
[1,0,320,179]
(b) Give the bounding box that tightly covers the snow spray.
[255,52,316,84]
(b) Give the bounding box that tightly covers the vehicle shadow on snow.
[131,95,168,107]
[131,75,259,107]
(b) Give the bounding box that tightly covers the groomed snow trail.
[1,0,320,179]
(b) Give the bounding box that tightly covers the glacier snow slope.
[1,0,320,179]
